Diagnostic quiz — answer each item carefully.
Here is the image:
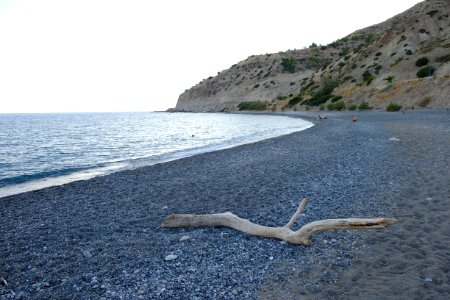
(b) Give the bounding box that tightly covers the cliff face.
[174,0,450,112]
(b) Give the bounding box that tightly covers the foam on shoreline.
[0,114,313,198]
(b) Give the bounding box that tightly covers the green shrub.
[390,56,403,67]
[348,104,357,111]
[417,97,432,108]
[302,78,341,106]
[303,94,334,106]
[415,57,429,67]
[277,95,288,100]
[358,102,371,110]
[331,95,343,103]
[405,49,413,55]
[416,65,435,78]
[375,65,382,74]
[384,75,395,84]
[288,96,303,107]
[327,101,345,111]
[339,47,350,57]
[426,10,438,17]
[306,57,319,68]
[364,33,375,44]
[436,54,450,63]
[319,104,325,111]
[281,58,297,73]
[386,103,402,112]
[362,70,375,85]
[238,101,267,111]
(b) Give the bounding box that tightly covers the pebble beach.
[1,110,449,299]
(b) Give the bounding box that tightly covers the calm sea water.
[0,112,312,197]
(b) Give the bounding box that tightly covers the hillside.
[172,0,450,112]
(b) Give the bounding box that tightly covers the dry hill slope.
[173,0,450,112]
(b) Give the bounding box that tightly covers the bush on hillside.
[327,101,345,111]
[238,101,267,111]
[302,78,341,106]
[436,54,450,63]
[386,103,402,112]
[331,95,343,103]
[348,104,357,111]
[358,102,372,110]
[416,65,435,78]
[415,57,429,67]
[288,96,303,107]
[417,97,432,108]
[362,70,375,85]
[281,58,297,73]
[384,75,395,84]
[390,56,403,67]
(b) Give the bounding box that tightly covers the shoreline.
[1,110,449,299]
[0,113,313,199]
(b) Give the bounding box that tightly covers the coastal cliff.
[173,0,450,112]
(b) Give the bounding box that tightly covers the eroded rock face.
[175,52,318,112]
[173,0,450,112]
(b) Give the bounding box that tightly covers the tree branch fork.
[161,198,397,245]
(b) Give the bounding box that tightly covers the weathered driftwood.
[161,198,397,245]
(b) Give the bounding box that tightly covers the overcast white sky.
[0,0,422,113]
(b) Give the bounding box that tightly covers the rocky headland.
[173,0,450,112]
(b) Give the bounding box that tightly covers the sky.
[0,0,423,113]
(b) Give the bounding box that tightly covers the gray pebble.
[165,254,178,261]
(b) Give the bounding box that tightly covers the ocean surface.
[0,112,313,198]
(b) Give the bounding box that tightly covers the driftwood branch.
[161,198,397,245]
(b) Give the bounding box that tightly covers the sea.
[0,112,313,198]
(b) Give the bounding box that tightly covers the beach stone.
[179,235,190,242]
[164,254,178,261]
[82,250,93,258]
[424,277,433,283]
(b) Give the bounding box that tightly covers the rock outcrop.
[173,0,450,112]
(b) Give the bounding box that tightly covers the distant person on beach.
[352,115,358,122]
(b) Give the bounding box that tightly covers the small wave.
[0,113,313,199]
[0,164,127,198]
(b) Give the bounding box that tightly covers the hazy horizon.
[0,0,422,114]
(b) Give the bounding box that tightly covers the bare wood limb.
[284,197,308,229]
[161,202,397,245]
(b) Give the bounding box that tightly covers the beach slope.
[1,110,449,299]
